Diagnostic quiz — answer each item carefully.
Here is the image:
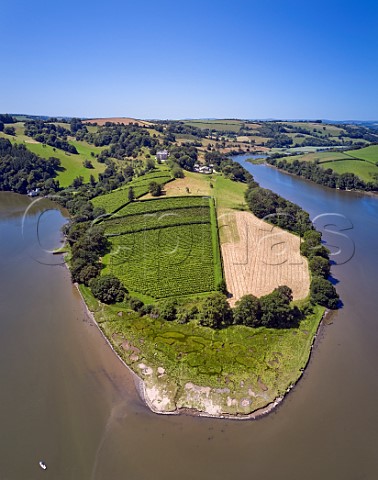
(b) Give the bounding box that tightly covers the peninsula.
[0,115,342,416]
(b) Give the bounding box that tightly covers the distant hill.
[83,117,152,127]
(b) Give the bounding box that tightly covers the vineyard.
[115,195,209,216]
[91,171,172,213]
[102,196,221,298]
[105,207,210,235]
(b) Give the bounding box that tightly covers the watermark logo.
[20,195,355,271]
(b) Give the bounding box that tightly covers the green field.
[284,151,350,163]
[213,174,248,209]
[280,121,346,137]
[283,146,378,183]
[321,159,378,182]
[92,170,172,213]
[68,139,107,157]
[101,196,220,299]
[346,144,378,163]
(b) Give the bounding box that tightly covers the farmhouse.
[156,149,169,161]
[193,164,213,174]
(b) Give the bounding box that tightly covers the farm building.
[193,164,213,174]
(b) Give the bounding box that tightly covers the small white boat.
[39,461,47,470]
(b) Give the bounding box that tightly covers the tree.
[149,181,162,196]
[300,230,327,258]
[128,186,135,202]
[72,176,84,188]
[310,277,339,309]
[259,287,294,328]
[158,300,178,321]
[199,293,233,329]
[70,117,84,134]
[233,294,261,327]
[4,126,15,136]
[172,165,184,178]
[83,159,94,169]
[77,264,101,286]
[89,275,127,304]
[309,256,330,278]
[145,158,155,171]
[129,297,144,312]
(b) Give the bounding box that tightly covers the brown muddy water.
[1,162,378,480]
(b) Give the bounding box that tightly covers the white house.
[198,165,213,174]
[156,149,169,161]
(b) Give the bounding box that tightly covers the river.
[1,157,378,479]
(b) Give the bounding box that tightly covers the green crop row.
[104,223,215,298]
[104,207,210,235]
[115,195,210,217]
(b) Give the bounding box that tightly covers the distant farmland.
[83,117,152,126]
[183,119,243,133]
[283,145,378,183]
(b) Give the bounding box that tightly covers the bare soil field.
[220,210,310,306]
[83,117,151,126]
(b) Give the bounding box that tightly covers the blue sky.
[1,0,377,119]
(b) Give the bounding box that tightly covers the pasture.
[347,144,378,163]
[321,159,378,182]
[283,146,378,182]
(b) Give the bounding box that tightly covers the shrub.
[200,293,233,329]
[129,297,144,312]
[89,275,127,304]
